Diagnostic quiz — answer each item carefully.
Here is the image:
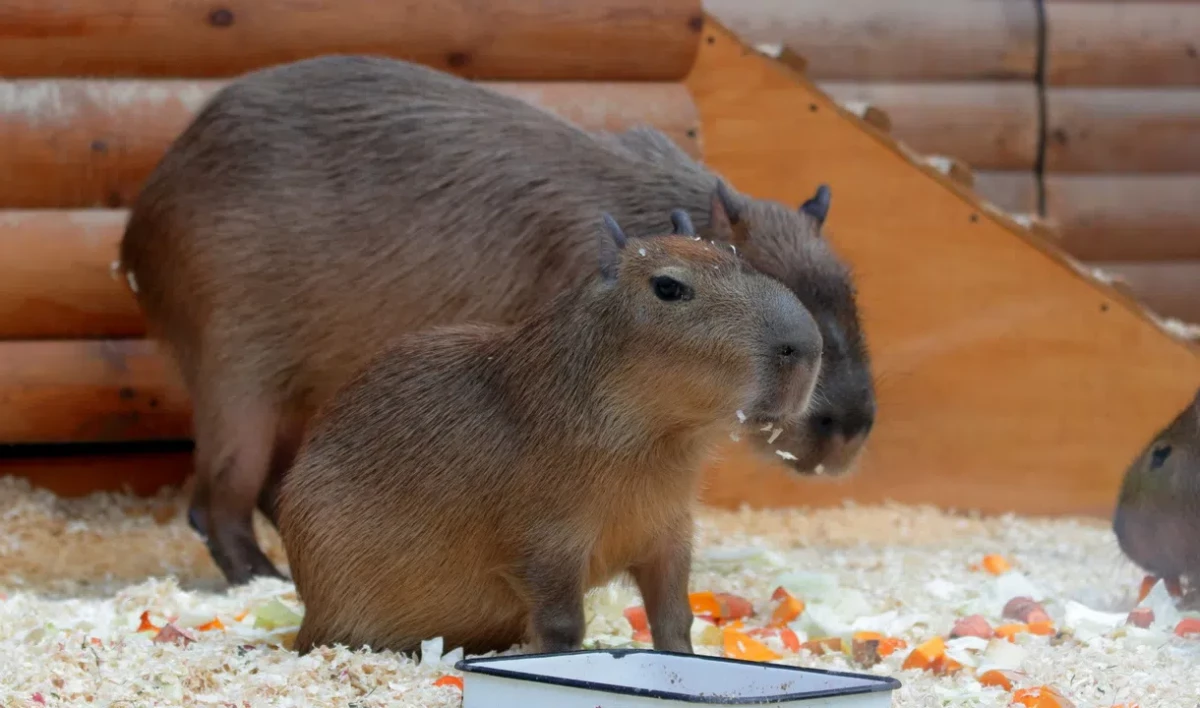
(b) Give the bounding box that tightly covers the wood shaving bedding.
[1,477,1197,707]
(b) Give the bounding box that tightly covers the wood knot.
[209,8,234,27]
[446,51,470,69]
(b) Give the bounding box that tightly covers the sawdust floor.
[1,476,1197,707]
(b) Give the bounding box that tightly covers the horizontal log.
[1045,89,1200,172]
[0,340,190,444]
[0,210,138,339]
[706,0,1038,81]
[1088,261,1200,324]
[0,0,701,81]
[1044,175,1200,261]
[0,444,192,498]
[820,82,1040,170]
[0,80,702,209]
[1046,3,1200,86]
[973,171,1041,214]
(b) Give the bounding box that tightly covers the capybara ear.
[598,212,627,282]
[799,184,832,228]
[708,180,748,246]
[669,208,696,237]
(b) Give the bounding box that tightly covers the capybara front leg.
[630,518,695,654]
[196,400,286,585]
[519,552,587,653]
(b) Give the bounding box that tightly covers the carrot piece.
[901,636,945,671]
[982,554,1012,575]
[433,675,464,690]
[770,591,805,627]
[933,655,964,675]
[1126,607,1154,629]
[1175,618,1200,637]
[623,606,649,634]
[233,610,250,622]
[801,637,843,655]
[745,626,801,653]
[89,637,103,646]
[689,591,754,623]
[979,669,1018,690]
[722,628,781,662]
[1027,620,1055,636]
[852,631,884,642]
[951,614,994,639]
[196,617,225,632]
[1011,686,1073,708]
[136,611,160,633]
[995,623,1028,642]
[689,591,722,619]
[770,586,791,602]
[716,593,755,621]
[877,637,908,657]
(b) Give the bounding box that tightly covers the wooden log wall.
[0,0,706,486]
[707,0,1200,326]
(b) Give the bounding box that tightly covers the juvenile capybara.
[118,55,874,585]
[278,211,824,656]
[1113,386,1200,595]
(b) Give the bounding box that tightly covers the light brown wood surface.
[1089,261,1200,324]
[0,340,190,444]
[0,80,702,209]
[687,17,1200,518]
[820,82,1040,170]
[0,0,701,81]
[973,171,1041,215]
[1045,89,1200,173]
[1046,2,1200,86]
[0,448,192,498]
[704,0,1038,82]
[0,210,138,339]
[1044,175,1200,261]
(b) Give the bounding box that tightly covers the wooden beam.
[686,15,1200,518]
[0,0,702,81]
[1045,89,1200,173]
[973,171,1041,215]
[1046,2,1200,86]
[0,80,702,209]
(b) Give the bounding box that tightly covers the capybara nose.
[811,399,876,442]
[765,293,822,369]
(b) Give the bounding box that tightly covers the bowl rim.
[455,648,902,705]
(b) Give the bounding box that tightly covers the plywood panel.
[1091,261,1200,324]
[687,16,1200,518]
[0,0,701,81]
[704,0,1038,82]
[821,82,1040,170]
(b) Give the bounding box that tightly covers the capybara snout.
[749,285,823,425]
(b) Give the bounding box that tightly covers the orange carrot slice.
[1027,620,1055,636]
[877,637,908,657]
[1011,686,1073,708]
[623,606,649,634]
[433,676,464,690]
[746,627,802,653]
[801,637,843,655]
[770,590,805,627]
[196,618,225,632]
[689,591,755,623]
[979,669,1023,690]
[722,628,780,662]
[1175,618,1200,638]
[136,611,160,633]
[995,623,1028,642]
[982,554,1012,575]
[901,636,945,671]
[770,586,791,602]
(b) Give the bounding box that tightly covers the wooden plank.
[1046,2,1200,86]
[686,15,1200,518]
[820,82,1040,170]
[1044,175,1200,261]
[1046,89,1200,172]
[973,171,1041,214]
[0,340,190,444]
[0,0,701,81]
[0,445,192,498]
[705,0,1038,81]
[0,210,139,339]
[1089,261,1200,324]
[0,80,702,209]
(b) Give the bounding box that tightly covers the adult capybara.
[118,55,874,585]
[1113,386,1200,597]
[279,211,824,656]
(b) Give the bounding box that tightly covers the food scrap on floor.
[1,478,1197,707]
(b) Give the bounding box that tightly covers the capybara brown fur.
[118,55,874,585]
[278,212,824,656]
[1113,386,1200,595]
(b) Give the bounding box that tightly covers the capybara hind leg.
[254,413,306,530]
[195,399,285,585]
[629,518,695,654]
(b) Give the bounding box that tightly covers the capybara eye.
[1150,444,1173,470]
[651,275,693,302]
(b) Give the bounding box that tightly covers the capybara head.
[597,209,824,429]
[1113,386,1200,585]
[701,181,874,476]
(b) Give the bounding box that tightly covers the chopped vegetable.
[688,592,754,623]
[694,622,724,647]
[1126,607,1154,629]
[981,554,1012,575]
[234,610,250,623]
[1003,597,1050,624]
[1011,686,1074,708]
[1175,618,1200,637]
[851,631,906,657]
[851,637,881,667]
[801,637,843,655]
[433,675,464,690]
[979,669,1025,691]
[195,617,225,632]
[136,611,160,633]
[1026,620,1055,636]
[769,588,805,627]
[746,627,801,653]
[623,606,649,634]
[151,623,194,646]
[995,623,1028,642]
[951,615,994,639]
[901,636,946,671]
[722,628,780,662]
[253,598,303,630]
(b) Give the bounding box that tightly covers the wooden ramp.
[1,8,1197,519]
